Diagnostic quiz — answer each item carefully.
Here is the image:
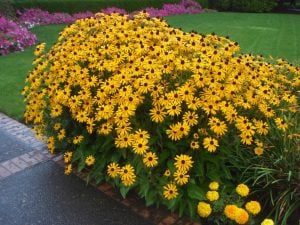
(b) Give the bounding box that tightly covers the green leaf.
[93,173,104,184]
[101,135,114,150]
[187,199,197,218]
[165,141,178,152]
[159,149,170,163]
[178,201,186,217]
[206,163,220,180]
[187,183,206,200]
[145,189,157,206]
[138,179,150,198]
[166,198,179,211]
[120,185,130,198]
[77,159,85,172]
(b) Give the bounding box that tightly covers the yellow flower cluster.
[22,12,299,222]
[24,12,299,160]
[236,183,250,197]
[107,162,136,186]
[224,205,249,224]
[261,218,274,225]
[206,181,220,201]
[197,201,212,218]
[224,184,261,224]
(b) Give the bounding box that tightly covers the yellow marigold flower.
[193,133,199,139]
[206,191,219,201]
[253,119,269,135]
[107,162,120,178]
[163,183,178,200]
[203,137,219,152]
[239,132,253,145]
[197,201,212,218]
[73,135,84,144]
[47,136,55,154]
[120,164,136,186]
[166,102,181,116]
[64,151,73,163]
[64,163,72,175]
[143,151,158,168]
[34,42,46,56]
[114,133,132,149]
[174,170,189,186]
[261,218,274,225]
[149,106,166,123]
[224,204,238,220]
[174,154,193,172]
[57,129,65,141]
[254,146,264,156]
[245,201,261,215]
[208,117,227,136]
[132,139,149,155]
[209,181,219,190]
[234,208,249,225]
[236,183,250,197]
[53,123,61,131]
[85,155,95,166]
[183,111,198,126]
[275,117,288,131]
[134,129,150,140]
[190,140,200,150]
[166,122,190,141]
[164,169,171,177]
[98,122,113,135]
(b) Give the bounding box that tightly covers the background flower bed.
[23,12,299,225]
[0,16,37,55]
[16,0,203,27]
[0,0,203,54]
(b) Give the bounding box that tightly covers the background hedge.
[209,0,277,12]
[12,0,180,13]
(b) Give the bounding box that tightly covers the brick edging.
[54,159,201,225]
[0,149,55,179]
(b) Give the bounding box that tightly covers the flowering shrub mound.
[23,13,299,224]
[0,16,37,55]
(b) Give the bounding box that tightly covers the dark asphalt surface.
[0,161,154,225]
[0,120,154,225]
[0,128,32,162]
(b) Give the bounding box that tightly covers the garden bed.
[22,12,299,225]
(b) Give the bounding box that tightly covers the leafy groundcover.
[23,12,299,225]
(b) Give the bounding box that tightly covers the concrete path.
[0,113,154,225]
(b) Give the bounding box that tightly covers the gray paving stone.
[19,153,39,166]
[11,157,29,170]
[0,166,11,178]
[0,128,32,162]
[1,161,22,173]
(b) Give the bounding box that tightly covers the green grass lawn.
[166,12,300,66]
[0,13,299,121]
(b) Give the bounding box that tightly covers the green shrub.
[209,0,231,11]
[235,108,300,225]
[12,0,181,14]
[0,0,16,19]
[209,0,276,12]
[195,0,209,8]
[231,0,276,12]
[23,13,299,224]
